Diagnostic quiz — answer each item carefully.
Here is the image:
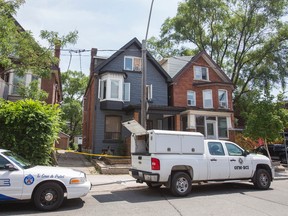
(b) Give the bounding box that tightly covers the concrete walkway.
[56,150,288,192]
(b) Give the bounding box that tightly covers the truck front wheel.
[170,172,192,196]
[253,169,271,190]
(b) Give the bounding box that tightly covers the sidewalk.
[56,150,288,190]
[56,150,140,191]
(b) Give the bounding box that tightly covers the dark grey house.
[83,38,184,155]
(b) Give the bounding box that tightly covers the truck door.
[207,141,229,180]
[0,154,24,200]
[225,142,253,179]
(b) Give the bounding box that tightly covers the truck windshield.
[3,151,34,169]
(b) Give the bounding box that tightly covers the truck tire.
[170,172,192,197]
[33,182,64,211]
[253,169,271,190]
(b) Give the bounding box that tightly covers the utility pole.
[141,0,154,128]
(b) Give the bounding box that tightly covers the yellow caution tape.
[54,148,131,159]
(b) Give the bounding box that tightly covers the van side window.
[225,143,243,156]
[208,142,225,156]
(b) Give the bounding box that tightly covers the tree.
[244,94,288,160]
[0,99,62,165]
[61,70,88,147]
[151,0,288,105]
[0,0,58,77]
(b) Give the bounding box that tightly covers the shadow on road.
[0,198,85,215]
[92,182,271,203]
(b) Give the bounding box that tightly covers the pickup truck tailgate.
[131,155,151,171]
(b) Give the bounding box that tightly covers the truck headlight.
[70,177,86,184]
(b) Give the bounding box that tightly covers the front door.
[206,120,217,139]
[207,141,229,180]
[225,142,253,179]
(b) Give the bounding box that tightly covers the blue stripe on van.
[0,194,17,201]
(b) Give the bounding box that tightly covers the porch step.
[92,159,131,174]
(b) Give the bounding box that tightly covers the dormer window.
[194,66,209,81]
[124,56,141,71]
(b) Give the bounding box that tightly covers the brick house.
[161,51,235,141]
[0,18,62,104]
[82,38,183,154]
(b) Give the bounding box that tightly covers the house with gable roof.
[161,51,235,141]
[82,38,185,154]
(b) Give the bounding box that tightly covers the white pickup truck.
[123,120,274,196]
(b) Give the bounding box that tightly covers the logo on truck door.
[234,158,249,170]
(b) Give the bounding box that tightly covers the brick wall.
[170,56,233,111]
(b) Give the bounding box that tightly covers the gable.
[164,51,232,84]
[94,38,171,82]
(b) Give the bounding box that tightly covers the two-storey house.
[83,38,184,154]
[161,51,235,141]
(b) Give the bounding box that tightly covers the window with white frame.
[123,82,130,101]
[218,89,228,109]
[124,56,142,71]
[187,90,196,106]
[110,79,120,99]
[9,72,40,95]
[98,74,125,101]
[203,89,213,108]
[194,66,209,81]
[146,84,153,101]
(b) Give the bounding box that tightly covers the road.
[1,180,288,216]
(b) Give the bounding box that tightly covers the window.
[123,83,130,101]
[124,56,142,71]
[0,155,9,170]
[98,74,125,101]
[218,117,228,138]
[110,80,120,99]
[196,116,205,135]
[208,142,225,156]
[225,143,243,156]
[194,66,209,81]
[187,90,196,106]
[104,116,121,140]
[218,90,228,109]
[146,84,153,101]
[203,90,213,108]
[12,74,25,94]
[99,80,107,99]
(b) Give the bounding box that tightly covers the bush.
[0,99,61,165]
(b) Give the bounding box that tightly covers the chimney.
[90,48,98,77]
[54,40,61,67]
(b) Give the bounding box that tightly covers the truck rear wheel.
[253,169,271,190]
[170,172,191,197]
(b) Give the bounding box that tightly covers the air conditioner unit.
[134,66,141,71]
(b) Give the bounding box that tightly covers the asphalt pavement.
[56,150,288,191]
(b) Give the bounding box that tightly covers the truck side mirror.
[4,163,18,171]
[243,150,250,157]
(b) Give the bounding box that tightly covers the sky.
[16,0,181,75]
